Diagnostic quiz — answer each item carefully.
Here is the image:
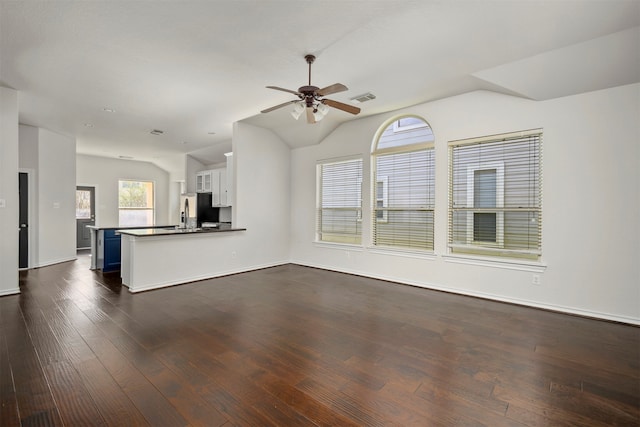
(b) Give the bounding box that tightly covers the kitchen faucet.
[184,197,190,229]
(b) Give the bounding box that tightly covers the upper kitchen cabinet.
[196,170,213,193]
[196,153,233,207]
[225,152,233,207]
[211,167,227,206]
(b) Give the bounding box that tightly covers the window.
[372,116,435,250]
[449,130,542,260]
[118,180,154,226]
[76,189,92,219]
[316,158,363,244]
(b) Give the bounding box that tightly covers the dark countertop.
[117,224,246,237]
[87,225,178,231]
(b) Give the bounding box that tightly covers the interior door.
[76,186,95,249]
[19,172,28,268]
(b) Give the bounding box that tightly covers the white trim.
[0,288,20,297]
[313,241,365,251]
[19,168,37,269]
[125,261,289,293]
[315,240,436,260]
[442,253,546,272]
[449,128,543,147]
[287,260,638,326]
[366,246,437,260]
[393,117,429,133]
[35,256,77,269]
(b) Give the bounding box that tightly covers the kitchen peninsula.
[88,225,177,272]
[118,225,246,293]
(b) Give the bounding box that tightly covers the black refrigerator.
[196,193,219,226]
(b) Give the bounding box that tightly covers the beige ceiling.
[1,1,638,177]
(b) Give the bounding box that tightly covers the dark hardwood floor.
[1,252,638,426]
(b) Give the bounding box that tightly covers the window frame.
[448,129,542,260]
[118,179,155,227]
[371,115,435,252]
[315,156,364,246]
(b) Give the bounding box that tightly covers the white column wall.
[38,128,76,266]
[231,122,291,269]
[289,84,640,324]
[0,87,19,295]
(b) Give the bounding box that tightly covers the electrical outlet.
[532,274,541,285]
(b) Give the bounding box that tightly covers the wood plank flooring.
[1,252,638,426]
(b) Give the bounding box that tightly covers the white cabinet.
[225,153,233,206]
[196,170,213,193]
[211,168,227,206]
[196,154,233,206]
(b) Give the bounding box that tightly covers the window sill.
[442,253,547,272]
[367,246,436,260]
[313,241,365,251]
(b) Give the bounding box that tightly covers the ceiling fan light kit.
[262,54,361,124]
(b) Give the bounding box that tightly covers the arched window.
[371,115,435,250]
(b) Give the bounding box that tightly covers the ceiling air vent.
[350,92,376,104]
[150,129,164,135]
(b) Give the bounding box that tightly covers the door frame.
[76,184,98,249]
[18,168,36,270]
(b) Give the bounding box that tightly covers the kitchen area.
[88,152,247,293]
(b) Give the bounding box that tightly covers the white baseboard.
[35,256,77,269]
[290,259,640,326]
[126,260,289,293]
[0,288,20,297]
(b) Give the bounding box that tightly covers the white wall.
[230,122,290,269]
[185,154,205,194]
[76,154,172,227]
[289,84,640,324]
[0,87,19,295]
[18,125,77,268]
[38,128,76,266]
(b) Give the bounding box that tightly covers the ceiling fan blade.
[317,83,348,97]
[306,107,316,124]
[266,86,301,96]
[261,100,297,114]
[323,99,361,115]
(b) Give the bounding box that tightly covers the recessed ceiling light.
[150,129,164,135]
[103,107,116,113]
[84,123,94,127]
[208,131,216,135]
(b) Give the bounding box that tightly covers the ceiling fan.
[261,54,361,124]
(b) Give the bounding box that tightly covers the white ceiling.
[1,1,638,177]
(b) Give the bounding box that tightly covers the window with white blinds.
[316,158,363,245]
[448,129,542,260]
[372,116,435,251]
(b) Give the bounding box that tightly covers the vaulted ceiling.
[1,1,638,178]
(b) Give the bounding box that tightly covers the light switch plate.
[0,199,5,208]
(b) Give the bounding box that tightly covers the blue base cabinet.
[103,229,122,273]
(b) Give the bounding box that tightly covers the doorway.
[76,186,95,249]
[19,172,28,268]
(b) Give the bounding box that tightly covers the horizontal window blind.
[317,158,363,244]
[449,130,542,259]
[373,148,435,250]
